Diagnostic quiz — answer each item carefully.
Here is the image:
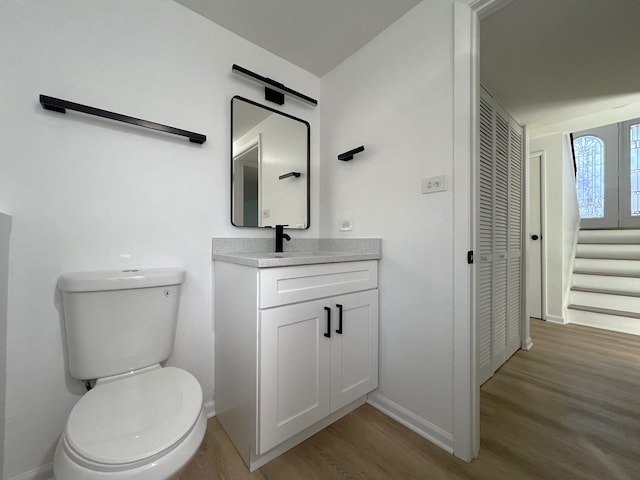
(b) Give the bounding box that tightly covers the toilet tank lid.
[58,268,185,292]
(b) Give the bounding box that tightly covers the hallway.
[180,319,640,479]
[478,319,640,479]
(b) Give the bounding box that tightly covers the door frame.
[452,0,519,462]
[527,150,547,323]
[232,134,262,227]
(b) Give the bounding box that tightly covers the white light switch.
[421,175,448,194]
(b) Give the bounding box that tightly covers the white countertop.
[212,238,382,268]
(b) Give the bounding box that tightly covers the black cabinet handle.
[531,234,540,240]
[324,306,331,338]
[336,304,343,334]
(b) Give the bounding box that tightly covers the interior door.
[491,105,510,371]
[527,153,543,319]
[477,93,494,385]
[477,88,524,385]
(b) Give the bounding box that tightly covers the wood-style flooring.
[179,320,640,479]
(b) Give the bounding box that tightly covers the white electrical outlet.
[421,175,448,194]
[263,208,270,218]
[339,219,353,231]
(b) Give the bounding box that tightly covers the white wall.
[530,134,580,323]
[0,213,11,478]
[0,1,320,478]
[561,135,581,307]
[320,0,457,449]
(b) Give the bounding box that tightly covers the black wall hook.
[278,172,301,180]
[338,145,365,161]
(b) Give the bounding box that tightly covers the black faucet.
[275,225,291,253]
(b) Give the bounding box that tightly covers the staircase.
[567,229,640,335]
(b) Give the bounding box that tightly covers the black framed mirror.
[231,96,310,229]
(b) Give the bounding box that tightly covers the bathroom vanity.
[213,238,381,471]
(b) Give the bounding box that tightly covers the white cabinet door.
[329,290,378,411]
[259,299,331,454]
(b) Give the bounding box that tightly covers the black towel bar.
[39,95,206,144]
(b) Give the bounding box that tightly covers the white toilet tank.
[58,268,185,380]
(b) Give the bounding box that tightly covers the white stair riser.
[569,290,640,312]
[567,309,640,336]
[579,229,640,244]
[574,258,640,276]
[572,274,640,295]
[576,244,640,260]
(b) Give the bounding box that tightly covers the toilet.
[54,268,207,480]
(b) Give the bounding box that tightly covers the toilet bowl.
[54,268,207,479]
[54,365,207,480]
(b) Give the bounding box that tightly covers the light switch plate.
[421,175,448,194]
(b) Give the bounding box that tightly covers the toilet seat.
[63,366,203,471]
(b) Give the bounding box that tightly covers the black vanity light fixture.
[39,95,207,144]
[231,64,318,107]
[278,171,301,180]
[338,145,365,161]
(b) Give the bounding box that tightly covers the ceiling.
[481,0,640,131]
[174,0,640,132]
[173,0,422,76]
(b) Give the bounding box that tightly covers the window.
[630,124,640,216]
[574,135,605,218]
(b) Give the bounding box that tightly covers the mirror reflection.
[231,96,310,229]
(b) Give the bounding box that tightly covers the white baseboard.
[204,399,215,418]
[546,314,566,324]
[9,463,53,480]
[367,392,454,454]
[567,309,640,336]
[524,336,534,350]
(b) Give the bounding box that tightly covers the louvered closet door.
[492,105,510,371]
[506,121,523,358]
[477,94,494,385]
[477,88,524,385]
